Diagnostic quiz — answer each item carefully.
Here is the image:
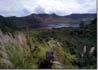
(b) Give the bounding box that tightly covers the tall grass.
[0,31,47,69]
[0,31,76,69]
[1,30,95,69]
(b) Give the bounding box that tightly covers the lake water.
[48,23,79,29]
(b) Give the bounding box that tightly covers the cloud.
[0,0,96,17]
[35,0,96,15]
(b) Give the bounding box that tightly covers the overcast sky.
[0,0,96,17]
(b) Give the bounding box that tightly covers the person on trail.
[46,50,54,63]
[39,50,54,68]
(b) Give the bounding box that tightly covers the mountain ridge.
[0,13,97,30]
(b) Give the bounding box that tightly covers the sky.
[0,0,96,17]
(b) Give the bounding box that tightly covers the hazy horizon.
[0,0,96,17]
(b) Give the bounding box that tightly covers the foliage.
[0,18,97,69]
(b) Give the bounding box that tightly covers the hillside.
[0,17,97,69]
[0,13,96,31]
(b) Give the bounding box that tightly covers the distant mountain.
[66,14,96,19]
[0,13,96,31]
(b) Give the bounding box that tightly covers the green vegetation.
[0,18,97,69]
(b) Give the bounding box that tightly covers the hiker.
[46,50,54,63]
